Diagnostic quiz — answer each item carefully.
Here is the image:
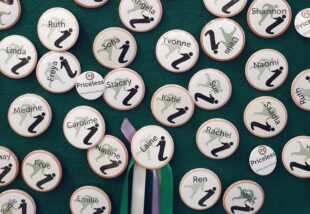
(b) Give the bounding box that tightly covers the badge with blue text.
[131,125,174,169]
[37,7,79,51]
[36,51,81,93]
[282,136,310,179]
[156,29,199,73]
[22,150,62,192]
[188,68,232,110]
[179,168,222,210]
[0,35,38,79]
[196,119,239,159]
[243,96,287,138]
[70,186,112,214]
[151,84,195,127]
[0,146,19,187]
[295,8,310,38]
[0,0,21,30]
[74,0,109,8]
[245,49,288,91]
[0,190,36,214]
[200,18,245,61]
[87,135,129,178]
[8,94,52,137]
[223,180,265,214]
[119,0,163,32]
[63,106,106,149]
[103,68,145,110]
[247,0,292,38]
[203,0,247,18]
[291,69,310,111]
[93,27,137,69]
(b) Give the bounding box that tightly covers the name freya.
[13,106,43,115]
[140,136,158,152]
[6,47,26,55]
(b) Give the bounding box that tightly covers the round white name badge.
[0,0,21,30]
[249,145,277,176]
[131,125,174,169]
[8,94,52,137]
[291,69,310,111]
[63,106,106,150]
[151,84,195,127]
[0,190,36,214]
[36,51,81,93]
[0,35,37,79]
[179,168,222,210]
[76,71,105,100]
[37,7,79,51]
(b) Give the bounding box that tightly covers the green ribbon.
[120,159,173,214]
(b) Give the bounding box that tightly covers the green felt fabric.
[0,0,310,213]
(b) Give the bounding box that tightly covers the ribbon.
[120,119,173,214]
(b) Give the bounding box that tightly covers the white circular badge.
[131,125,174,169]
[0,146,19,187]
[196,119,239,160]
[22,150,62,192]
[76,71,105,100]
[0,35,38,79]
[203,0,247,18]
[70,186,112,214]
[243,96,287,138]
[156,29,199,73]
[37,7,79,51]
[8,94,52,137]
[0,0,21,30]
[151,84,195,127]
[282,136,310,179]
[87,135,129,178]
[93,27,137,69]
[74,0,109,8]
[295,8,310,38]
[63,106,106,149]
[36,51,81,93]
[0,190,36,214]
[223,180,265,214]
[188,68,232,110]
[103,68,145,110]
[245,49,288,91]
[247,0,292,38]
[200,18,245,61]
[249,145,277,176]
[291,69,310,111]
[179,168,222,210]
[119,0,163,32]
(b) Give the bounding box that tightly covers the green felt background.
[0,0,309,213]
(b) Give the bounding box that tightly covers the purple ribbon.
[121,119,160,214]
